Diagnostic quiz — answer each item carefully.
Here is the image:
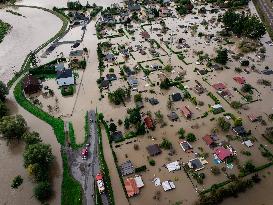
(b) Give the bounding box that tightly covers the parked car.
[81,148,88,160]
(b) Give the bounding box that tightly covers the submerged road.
[256,0,273,28]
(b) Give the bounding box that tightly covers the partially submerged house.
[211,104,224,114]
[146,144,162,156]
[128,76,138,87]
[125,178,139,197]
[180,106,192,118]
[214,147,233,162]
[56,69,75,87]
[171,92,184,102]
[140,31,150,40]
[212,82,226,91]
[106,73,117,81]
[162,180,175,191]
[233,76,246,85]
[104,53,116,62]
[22,75,42,95]
[111,131,123,142]
[144,116,154,129]
[120,160,135,176]
[179,141,193,153]
[149,97,159,105]
[188,158,206,171]
[202,134,216,148]
[232,126,247,136]
[166,161,181,172]
[69,50,88,62]
[167,111,179,121]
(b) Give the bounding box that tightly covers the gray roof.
[168,111,179,121]
[70,50,84,57]
[57,69,73,79]
[119,160,135,176]
[147,144,162,156]
[189,158,204,170]
[128,76,138,86]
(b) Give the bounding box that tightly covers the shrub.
[61,85,74,96]
[149,159,156,166]
[178,128,185,139]
[186,133,196,142]
[210,166,220,175]
[135,165,147,173]
[34,181,52,202]
[11,175,23,189]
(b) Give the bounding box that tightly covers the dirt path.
[101,127,129,205]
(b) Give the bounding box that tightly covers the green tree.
[109,122,117,133]
[0,81,9,101]
[149,159,156,166]
[186,133,196,142]
[215,48,228,65]
[0,115,27,141]
[241,84,252,93]
[178,128,185,139]
[23,143,54,169]
[11,175,23,189]
[164,64,173,72]
[160,138,172,149]
[230,101,242,109]
[124,117,130,129]
[234,117,243,127]
[0,100,8,118]
[34,181,52,202]
[134,93,142,103]
[218,117,231,132]
[22,131,42,146]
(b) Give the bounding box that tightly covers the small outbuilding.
[120,160,135,176]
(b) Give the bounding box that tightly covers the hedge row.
[97,120,115,205]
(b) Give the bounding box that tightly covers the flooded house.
[120,160,135,176]
[179,141,193,153]
[180,106,192,118]
[56,69,75,87]
[69,50,88,62]
[104,53,116,62]
[146,144,162,156]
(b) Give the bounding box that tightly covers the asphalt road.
[65,110,109,205]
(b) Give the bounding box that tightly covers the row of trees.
[0,81,54,203]
[222,11,266,39]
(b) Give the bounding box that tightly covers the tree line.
[0,81,54,203]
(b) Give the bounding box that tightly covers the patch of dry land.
[2,0,273,204]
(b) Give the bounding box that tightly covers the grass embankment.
[68,112,89,149]
[253,0,273,40]
[0,19,11,43]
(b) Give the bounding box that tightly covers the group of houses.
[22,49,88,95]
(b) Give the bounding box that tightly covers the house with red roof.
[233,76,246,85]
[140,31,150,40]
[214,147,233,162]
[125,178,139,197]
[181,106,192,118]
[202,134,214,147]
[144,116,154,129]
[212,83,226,91]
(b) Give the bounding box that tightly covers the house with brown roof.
[180,106,192,118]
[202,134,216,148]
[212,82,226,91]
[125,178,139,197]
[22,75,42,95]
[140,31,150,40]
[144,116,154,129]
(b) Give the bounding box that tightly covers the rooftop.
[120,160,135,176]
[146,144,162,156]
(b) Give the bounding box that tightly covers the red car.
[81,148,88,160]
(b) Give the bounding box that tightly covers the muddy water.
[0,7,62,84]
[17,0,123,9]
[0,90,62,205]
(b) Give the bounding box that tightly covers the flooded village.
[0,0,273,205]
